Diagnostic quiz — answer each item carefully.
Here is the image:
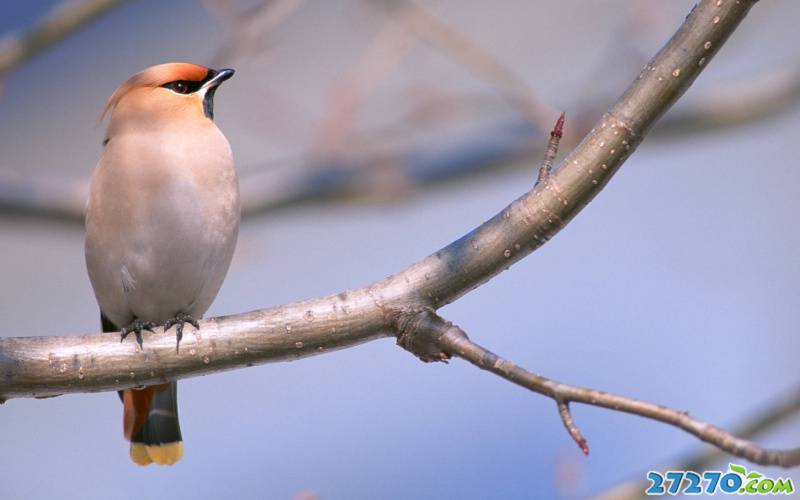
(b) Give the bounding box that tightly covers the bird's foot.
[120,318,157,348]
[163,313,199,352]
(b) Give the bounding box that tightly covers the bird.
[84,62,240,466]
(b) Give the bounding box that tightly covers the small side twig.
[557,399,589,456]
[536,111,565,186]
[391,308,800,467]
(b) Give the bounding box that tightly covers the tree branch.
[393,309,800,467]
[598,388,800,499]
[2,0,790,468]
[0,0,752,398]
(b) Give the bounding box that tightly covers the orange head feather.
[100,62,212,123]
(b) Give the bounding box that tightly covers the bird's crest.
[100,62,210,122]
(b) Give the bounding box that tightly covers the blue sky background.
[1,1,799,499]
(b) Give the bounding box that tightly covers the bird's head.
[101,63,235,139]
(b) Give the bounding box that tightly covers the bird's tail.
[126,381,183,465]
[102,313,184,466]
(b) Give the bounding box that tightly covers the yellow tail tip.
[129,443,152,465]
[129,441,183,466]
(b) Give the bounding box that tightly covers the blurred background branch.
[375,0,558,131]
[205,0,305,67]
[0,0,127,77]
[1,0,800,223]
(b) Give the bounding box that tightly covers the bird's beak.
[201,68,235,91]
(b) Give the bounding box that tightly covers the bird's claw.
[163,313,199,352]
[120,318,157,348]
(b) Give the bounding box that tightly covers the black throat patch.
[203,86,218,120]
[201,68,221,120]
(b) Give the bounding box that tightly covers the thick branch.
[0,0,757,409]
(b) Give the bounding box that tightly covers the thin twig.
[557,400,589,456]
[395,309,800,467]
[597,388,800,499]
[536,112,565,186]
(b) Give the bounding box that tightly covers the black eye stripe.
[162,80,203,94]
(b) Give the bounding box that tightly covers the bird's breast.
[96,125,237,228]
[85,124,240,325]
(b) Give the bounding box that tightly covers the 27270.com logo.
[646,463,794,495]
